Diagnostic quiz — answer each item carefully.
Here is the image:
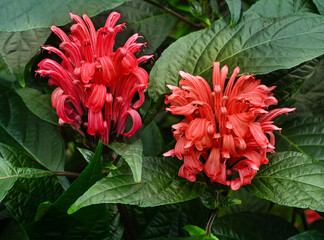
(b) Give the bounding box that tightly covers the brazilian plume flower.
[37,12,153,144]
[164,62,295,190]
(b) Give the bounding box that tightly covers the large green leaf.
[126,199,209,239]
[0,28,51,86]
[0,0,130,32]
[0,85,64,171]
[116,0,178,54]
[30,142,118,239]
[109,139,143,183]
[148,12,324,101]
[0,159,18,203]
[4,173,63,227]
[313,0,324,15]
[15,88,58,125]
[225,0,241,27]
[259,57,323,108]
[212,212,298,240]
[287,231,324,240]
[245,151,324,211]
[54,141,103,210]
[0,143,63,226]
[248,0,317,17]
[259,56,324,115]
[141,121,164,156]
[276,117,324,161]
[68,157,207,213]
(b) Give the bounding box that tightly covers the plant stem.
[299,209,308,231]
[143,0,203,29]
[206,208,218,236]
[117,204,138,240]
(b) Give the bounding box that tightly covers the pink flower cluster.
[164,62,295,190]
[37,12,153,144]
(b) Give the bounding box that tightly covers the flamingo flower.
[37,12,153,144]
[164,62,295,190]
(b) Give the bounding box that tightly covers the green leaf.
[200,191,241,210]
[0,143,63,204]
[34,201,53,222]
[245,151,324,211]
[212,212,298,240]
[276,117,324,161]
[225,0,241,27]
[225,188,270,214]
[4,173,63,227]
[184,225,219,239]
[141,121,164,156]
[0,159,18,202]
[0,85,65,171]
[116,0,178,54]
[0,218,28,240]
[77,147,94,163]
[313,0,324,15]
[55,141,103,210]
[15,88,58,125]
[0,28,51,86]
[109,139,143,183]
[287,231,324,240]
[126,199,209,239]
[148,12,324,101]
[30,142,115,239]
[259,57,323,108]
[68,157,207,213]
[0,0,131,32]
[248,0,317,17]
[0,143,63,226]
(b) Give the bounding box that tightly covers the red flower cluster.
[37,12,153,144]
[164,62,295,190]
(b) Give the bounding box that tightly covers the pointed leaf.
[225,0,241,27]
[15,87,58,125]
[0,85,64,171]
[0,29,51,86]
[126,199,209,239]
[0,159,18,202]
[287,231,324,240]
[245,151,324,211]
[68,157,207,213]
[276,116,324,161]
[54,141,103,210]
[116,0,178,54]
[0,0,131,31]
[248,0,317,17]
[313,0,324,15]
[109,139,143,183]
[212,212,298,240]
[30,142,115,239]
[141,121,164,156]
[149,13,324,101]
[184,225,218,239]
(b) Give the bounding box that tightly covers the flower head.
[164,62,295,190]
[37,12,153,144]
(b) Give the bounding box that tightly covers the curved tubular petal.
[122,109,142,137]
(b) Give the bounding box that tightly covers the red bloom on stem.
[164,62,295,190]
[305,209,322,224]
[37,12,153,144]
